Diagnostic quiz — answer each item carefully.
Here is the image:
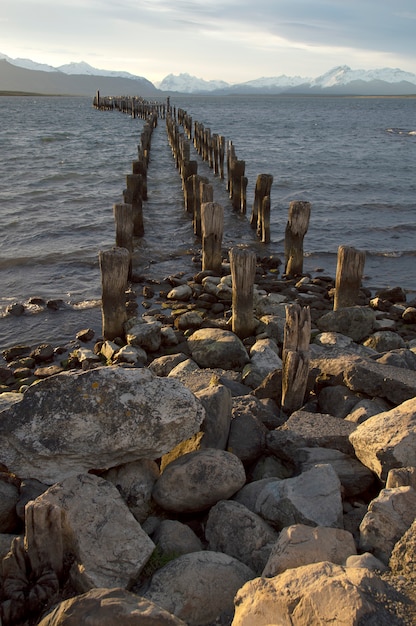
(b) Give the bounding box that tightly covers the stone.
[152,449,246,513]
[167,284,193,301]
[194,383,232,449]
[386,466,416,490]
[389,518,416,580]
[262,524,356,576]
[349,397,416,481]
[346,552,388,572]
[363,330,406,352]
[359,486,416,564]
[345,397,391,424]
[317,384,361,418]
[267,410,356,461]
[160,325,180,346]
[76,328,95,342]
[0,366,205,484]
[114,344,147,364]
[36,473,155,590]
[227,407,268,463]
[30,343,54,363]
[0,474,19,533]
[255,464,343,530]
[143,551,255,626]
[152,519,203,557]
[37,588,186,625]
[232,561,403,626]
[242,338,282,388]
[102,459,160,523]
[343,357,416,405]
[125,318,162,352]
[175,311,204,331]
[296,447,375,497]
[232,478,282,513]
[187,328,249,370]
[402,306,416,323]
[205,500,278,574]
[316,306,376,342]
[148,353,189,376]
[374,348,416,370]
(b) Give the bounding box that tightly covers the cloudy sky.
[2,0,415,83]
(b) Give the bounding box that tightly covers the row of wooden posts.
[94,96,366,413]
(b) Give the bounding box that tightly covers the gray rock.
[227,405,268,463]
[317,384,362,418]
[125,318,162,352]
[205,500,278,574]
[0,366,205,484]
[316,306,376,342]
[143,551,255,626]
[167,284,193,301]
[187,328,249,370]
[296,447,375,497]
[36,473,155,590]
[359,486,416,564]
[242,338,282,388]
[262,524,357,576]
[152,449,246,513]
[345,397,391,424]
[386,466,416,490]
[389,518,416,580]
[363,330,406,352]
[373,347,416,370]
[346,552,388,572]
[0,475,19,533]
[267,410,357,461]
[152,519,203,556]
[148,353,189,377]
[232,478,282,513]
[256,464,343,530]
[102,459,160,524]
[343,357,416,405]
[37,588,186,625]
[194,383,232,449]
[349,397,416,481]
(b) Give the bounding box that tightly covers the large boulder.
[143,551,255,626]
[152,449,246,513]
[187,328,249,370]
[255,464,343,530]
[35,473,155,591]
[316,306,376,342]
[205,500,278,574]
[0,366,205,483]
[343,358,416,405]
[232,561,404,625]
[359,486,416,564]
[262,524,356,576]
[389,518,416,580]
[349,397,416,481]
[37,588,186,626]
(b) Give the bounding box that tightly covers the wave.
[386,128,416,137]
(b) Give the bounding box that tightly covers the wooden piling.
[192,175,209,235]
[251,174,273,232]
[99,247,130,340]
[282,304,311,414]
[201,202,224,273]
[124,174,144,237]
[284,200,311,276]
[113,203,134,253]
[230,247,257,338]
[261,196,271,243]
[334,245,366,310]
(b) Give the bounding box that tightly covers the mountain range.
[1,52,416,96]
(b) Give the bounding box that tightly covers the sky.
[1,0,416,84]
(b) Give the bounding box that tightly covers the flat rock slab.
[0,366,205,484]
[343,357,416,405]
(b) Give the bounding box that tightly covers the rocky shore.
[1,255,416,625]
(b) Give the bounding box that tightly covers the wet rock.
[6,302,25,316]
[30,343,55,363]
[75,328,95,342]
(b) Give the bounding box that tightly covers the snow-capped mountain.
[1,52,416,95]
[309,65,416,88]
[157,73,229,93]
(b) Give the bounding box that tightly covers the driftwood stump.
[282,304,311,414]
[230,247,257,338]
[99,247,130,340]
[334,245,366,310]
[201,202,224,274]
[284,200,311,276]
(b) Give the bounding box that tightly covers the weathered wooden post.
[192,175,209,235]
[284,200,311,276]
[241,176,248,213]
[251,174,273,231]
[201,202,224,274]
[230,160,246,211]
[218,135,225,179]
[230,247,257,338]
[113,201,134,249]
[132,158,147,200]
[99,247,130,340]
[334,245,366,310]
[282,304,311,414]
[124,173,144,236]
[261,196,271,243]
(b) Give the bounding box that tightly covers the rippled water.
[0,94,415,351]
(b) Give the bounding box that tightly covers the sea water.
[0,94,415,351]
